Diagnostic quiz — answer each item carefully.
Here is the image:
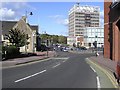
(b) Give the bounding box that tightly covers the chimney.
[22,16,27,22]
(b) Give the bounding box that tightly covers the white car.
[63,49,68,52]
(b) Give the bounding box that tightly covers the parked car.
[63,49,68,52]
[78,47,87,50]
[61,47,68,52]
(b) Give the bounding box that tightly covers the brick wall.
[104,1,120,61]
[104,1,112,59]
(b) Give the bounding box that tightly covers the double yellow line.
[88,59,119,88]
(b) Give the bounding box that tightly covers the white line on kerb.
[52,63,61,68]
[96,76,101,88]
[15,70,46,83]
[90,66,96,73]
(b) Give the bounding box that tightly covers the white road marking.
[62,60,67,62]
[96,76,101,88]
[90,66,96,73]
[52,57,69,60]
[52,63,61,68]
[15,70,46,83]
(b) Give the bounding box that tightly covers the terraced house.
[1,16,39,53]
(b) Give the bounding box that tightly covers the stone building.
[1,16,39,53]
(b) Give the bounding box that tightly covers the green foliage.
[52,35,59,44]
[6,28,29,48]
[2,45,20,59]
[40,34,67,44]
[58,35,67,44]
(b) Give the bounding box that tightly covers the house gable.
[13,16,33,35]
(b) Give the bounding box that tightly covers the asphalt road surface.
[2,51,98,88]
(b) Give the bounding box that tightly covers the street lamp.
[25,11,33,53]
[25,11,33,22]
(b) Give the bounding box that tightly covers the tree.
[58,35,67,44]
[40,34,50,44]
[6,28,29,48]
[52,35,59,44]
[40,34,67,45]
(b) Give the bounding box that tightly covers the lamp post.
[25,11,33,53]
[32,32,35,53]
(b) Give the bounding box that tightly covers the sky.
[0,1,104,36]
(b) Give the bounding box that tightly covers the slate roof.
[0,21,17,35]
[0,21,38,35]
[30,25,38,31]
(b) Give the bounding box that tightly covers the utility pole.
[46,35,49,57]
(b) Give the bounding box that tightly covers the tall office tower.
[67,3,100,46]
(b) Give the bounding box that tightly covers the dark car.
[80,47,87,50]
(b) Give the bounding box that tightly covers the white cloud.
[63,19,69,25]
[49,15,69,26]
[100,10,104,19]
[0,8,16,20]
[2,2,36,11]
[13,2,36,11]
[100,10,104,27]
[48,15,63,19]
[1,2,37,21]
[100,19,104,27]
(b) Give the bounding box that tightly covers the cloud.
[100,19,104,27]
[49,15,69,26]
[100,10,104,19]
[100,10,104,27]
[0,8,17,20]
[2,2,36,11]
[63,19,69,25]
[49,15,64,18]
[1,2,36,21]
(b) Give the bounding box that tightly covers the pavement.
[70,50,119,87]
[69,50,103,54]
[88,54,117,73]
[87,53,120,88]
[1,51,56,68]
[70,50,117,73]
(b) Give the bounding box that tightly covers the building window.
[27,45,29,49]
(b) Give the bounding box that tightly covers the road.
[2,51,98,88]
